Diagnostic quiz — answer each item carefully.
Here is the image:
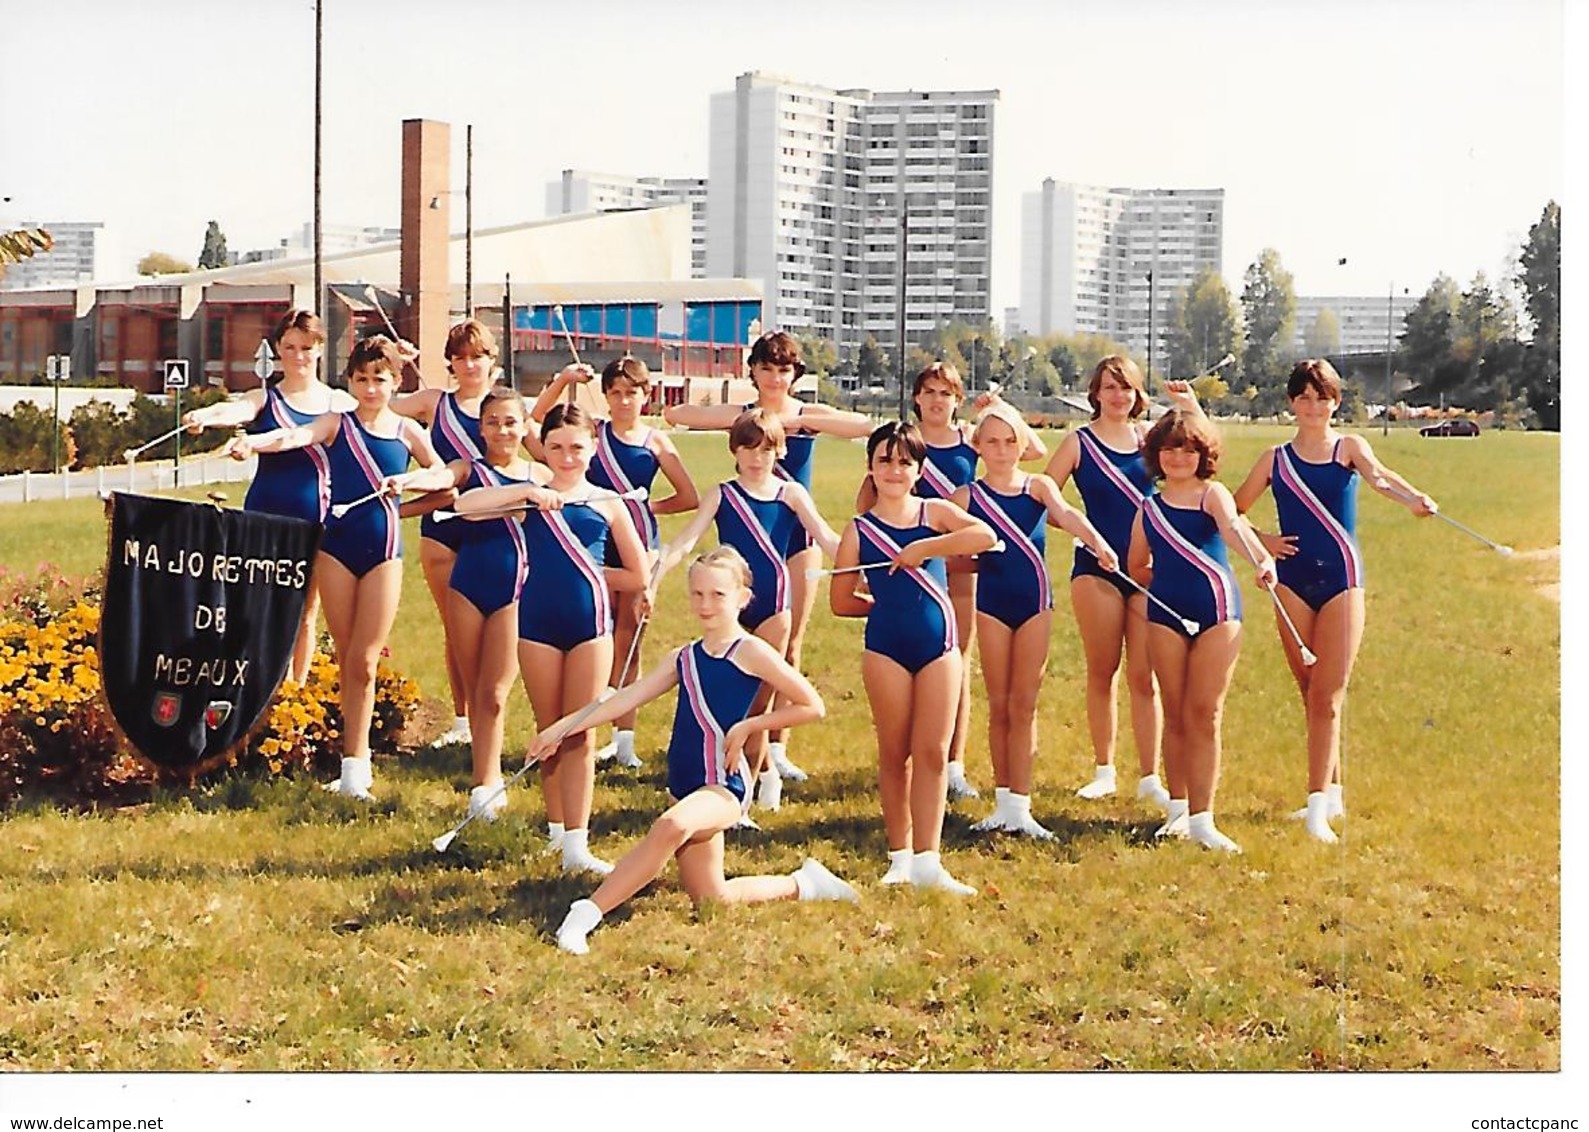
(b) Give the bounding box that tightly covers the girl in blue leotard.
[831,422,996,894]
[439,388,565,822]
[1233,359,1436,842]
[650,409,840,811]
[664,331,871,787]
[537,546,857,955]
[459,403,650,874]
[1045,356,1206,807]
[536,356,700,770]
[882,362,1047,803]
[387,319,530,752]
[1127,410,1274,853]
[950,403,1115,841]
[228,336,453,798]
[186,308,355,683]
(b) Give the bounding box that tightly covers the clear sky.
[0,0,1563,312]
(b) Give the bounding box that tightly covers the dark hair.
[445,318,498,362]
[1142,409,1222,481]
[1087,354,1150,420]
[480,386,529,416]
[602,355,652,393]
[748,330,804,378]
[866,420,927,467]
[912,361,965,406]
[270,308,326,349]
[727,407,786,454]
[540,401,598,443]
[344,334,403,381]
[1287,358,1343,403]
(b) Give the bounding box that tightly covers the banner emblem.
[152,692,181,727]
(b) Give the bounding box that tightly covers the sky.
[0,0,1564,313]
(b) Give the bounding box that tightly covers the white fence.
[0,456,258,505]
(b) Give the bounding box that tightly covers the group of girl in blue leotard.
[184,311,1439,952]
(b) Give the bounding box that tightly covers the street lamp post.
[1383,282,1394,436]
[1145,270,1156,388]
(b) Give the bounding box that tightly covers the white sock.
[768,741,786,762]
[881,847,912,883]
[1304,791,1338,843]
[547,821,566,849]
[1188,810,1241,852]
[1077,764,1117,798]
[556,898,603,954]
[454,715,469,732]
[615,730,636,758]
[947,761,967,784]
[1010,792,1031,816]
[338,757,373,795]
[1327,782,1345,817]
[756,768,782,810]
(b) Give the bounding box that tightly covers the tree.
[1046,342,1079,386]
[1239,249,1296,394]
[1517,200,1560,429]
[197,220,229,270]
[1166,266,1243,379]
[791,330,836,378]
[856,335,890,382]
[138,251,194,276]
[1303,308,1341,359]
[1397,274,1462,395]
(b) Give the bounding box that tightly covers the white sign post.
[164,360,189,485]
[253,339,275,382]
[45,354,69,473]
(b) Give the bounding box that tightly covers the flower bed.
[0,565,420,808]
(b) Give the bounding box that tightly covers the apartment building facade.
[1021,179,1223,378]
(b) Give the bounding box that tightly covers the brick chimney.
[400,119,451,389]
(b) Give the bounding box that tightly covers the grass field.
[0,423,1560,1073]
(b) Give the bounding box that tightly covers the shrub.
[0,402,73,474]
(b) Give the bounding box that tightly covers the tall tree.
[1303,308,1341,359]
[1517,200,1560,429]
[137,251,194,276]
[856,335,889,382]
[1239,248,1296,395]
[1397,274,1463,397]
[1167,266,1243,378]
[197,220,230,270]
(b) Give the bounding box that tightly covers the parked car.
[1419,419,1480,437]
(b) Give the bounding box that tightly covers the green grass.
[0,424,1559,1070]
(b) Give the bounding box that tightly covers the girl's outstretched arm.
[526,657,681,763]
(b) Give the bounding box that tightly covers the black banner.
[99,493,321,769]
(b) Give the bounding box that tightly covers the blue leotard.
[666,638,757,803]
[590,419,661,552]
[915,431,979,500]
[713,479,798,631]
[1141,492,1241,638]
[448,462,530,617]
[319,413,410,578]
[245,386,331,523]
[1270,440,1363,613]
[967,478,1053,630]
[748,402,818,556]
[419,392,485,553]
[517,497,613,650]
[855,510,958,674]
[1069,425,1153,601]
